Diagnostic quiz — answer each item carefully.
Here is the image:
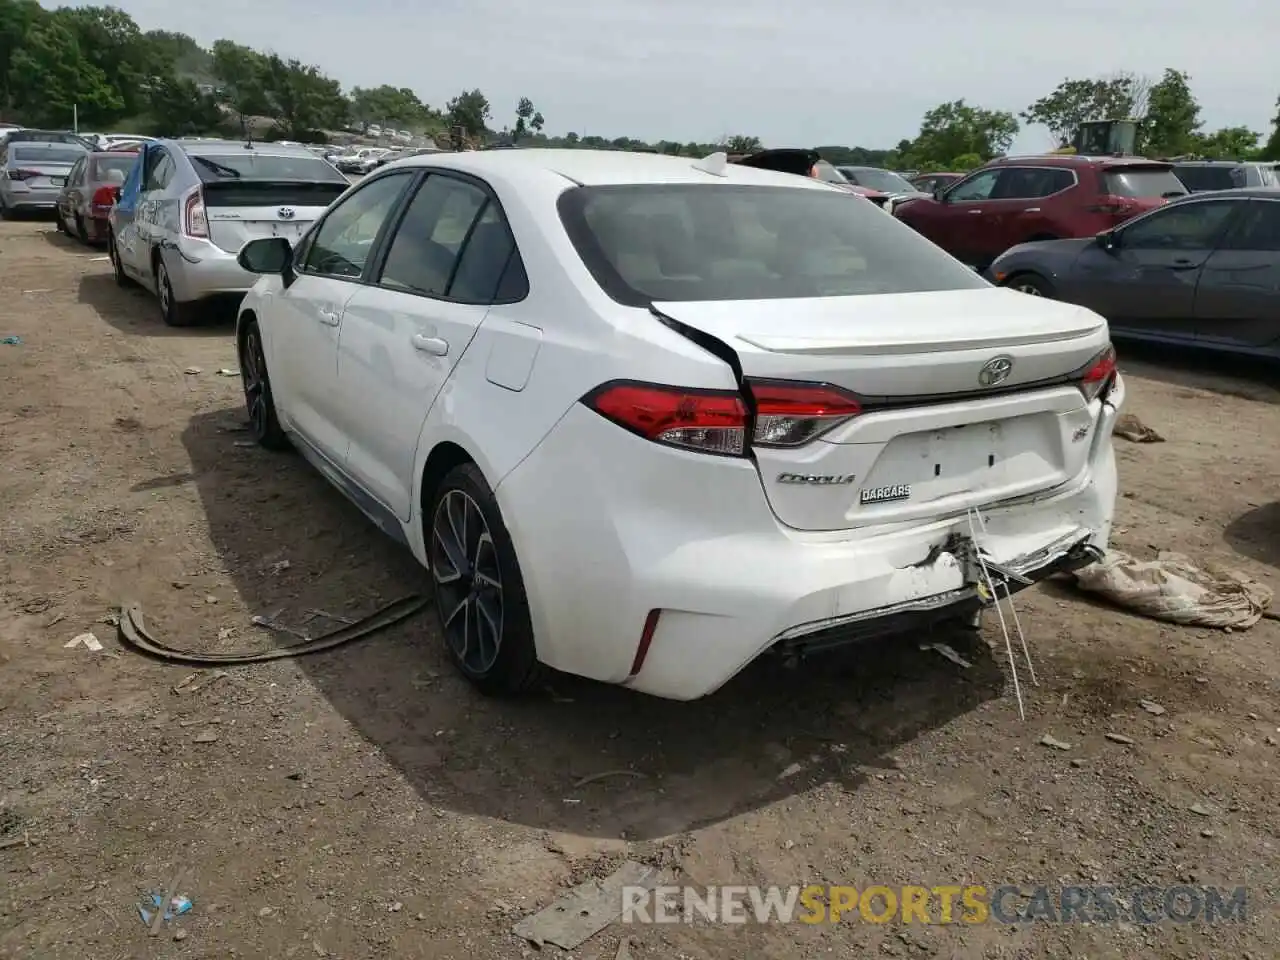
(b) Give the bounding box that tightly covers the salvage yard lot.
[1,217,1278,959]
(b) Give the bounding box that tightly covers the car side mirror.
[1096,230,1117,252]
[933,185,945,201]
[238,237,293,275]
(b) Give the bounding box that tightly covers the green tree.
[909,100,1018,166]
[51,5,155,118]
[6,18,119,127]
[513,96,535,139]
[147,75,222,136]
[1258,96,1280,161]
[447,88,490,138]
[210,39,270,117]
[350,84,427,129]
[0,0,43,113]
[258,54,348,139]
[1022,73,1150,146]
[144,29,213,82]
[724,134,761,153]
[1195,126,1260,160]
[1141,68,1201,157]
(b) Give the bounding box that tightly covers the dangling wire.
[970,508,1037,686]
[967,508,1026,721]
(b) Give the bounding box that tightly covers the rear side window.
[558,183,988,305]
[1103,168,1187,199]
[994,167,1074,199]
[188,152,346,183]
[91,155,137,184]
[1219,201,1280,252]
[1173,165,1245,192]
[12,146,85,165]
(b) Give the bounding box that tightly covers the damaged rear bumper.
[770,528,1102,658]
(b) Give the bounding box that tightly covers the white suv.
[234,149,1124,701]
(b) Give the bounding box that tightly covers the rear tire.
[74,214,89,245]
[1005,273,1054,298]
[55,209,67,233]
[427,463,541,697]
[155,258,195,327]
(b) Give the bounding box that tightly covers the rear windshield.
[188,152,346,183]
[1104,167,1187,199]
[1173,165,1245,192]
[91,155,137,182]
[11,145,85,164]
[557,183,988,305]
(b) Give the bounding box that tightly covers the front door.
[339,172,524,519]
[1193,198,1280,348]
[1073,198,1244,338]
[271,171,417,464]
[929,169,1002,266]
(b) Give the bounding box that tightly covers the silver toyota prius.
[107,138,349,326]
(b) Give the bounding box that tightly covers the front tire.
[238,319,289,450]
[108,231,136,288]
[427,463,540,696]
[1005,273,1054,298]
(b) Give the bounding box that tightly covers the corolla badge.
[277,207,296,220]
[978,355,1014,387]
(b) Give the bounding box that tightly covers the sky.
[52,0,1280,152]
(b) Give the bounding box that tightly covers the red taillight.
[1087,194,1139,219]
[183,187,208,238]
[748,379,862,447]
[6,168,39,181]
[1077,345,1117,402]
[582,381,748,456]
[90,186,116,214]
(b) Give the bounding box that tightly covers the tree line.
[2,2,1278,170]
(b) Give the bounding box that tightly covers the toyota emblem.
[978,355,1014,387]
[277,207,295,220]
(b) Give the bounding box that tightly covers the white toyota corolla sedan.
[233,148,1125,701]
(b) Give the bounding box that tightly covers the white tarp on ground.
[1074,550,1274,630]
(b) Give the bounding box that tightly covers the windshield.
[1172,165,1245,192]
[12,145,85,165]
[845,168,917,193]
[557,183,988,305]
[1104,168,1187,199]
[189,153,346,182]
[91,155,138,182]
[811,160,847,184]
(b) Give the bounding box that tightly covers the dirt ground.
[1,215,1278,960]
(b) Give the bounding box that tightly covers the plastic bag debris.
[1074,550,1274,629]
[138,892,192,925]
[65,632,104,652]
[1,336,21,346]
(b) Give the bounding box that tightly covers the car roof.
[1172,159,1269,168]
[989,154,1173,169]
[169,139,324,159]
[397,147,838,190]
[1172,186,1280,200]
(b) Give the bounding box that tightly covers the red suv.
[893,155,1188,269]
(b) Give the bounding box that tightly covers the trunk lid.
[656,287,1110,531]
[202,180,346,254]
[12,162,74,189]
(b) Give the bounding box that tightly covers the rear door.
[1076,197,1245,337]
[60,156,86,224]
[985,166,1077,250]
[123,146,175,279]
[338,172,526,519]
[1193,198,1280,347]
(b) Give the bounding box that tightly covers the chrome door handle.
[967,209,984,215]
[1023,207,1041,213]
[317,308,340,326]
[411,333,449,356]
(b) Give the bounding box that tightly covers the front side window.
[303,172,413,279]
[945,170,1000,202]
[558,183,988,305]
[1119,200,1241,251]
